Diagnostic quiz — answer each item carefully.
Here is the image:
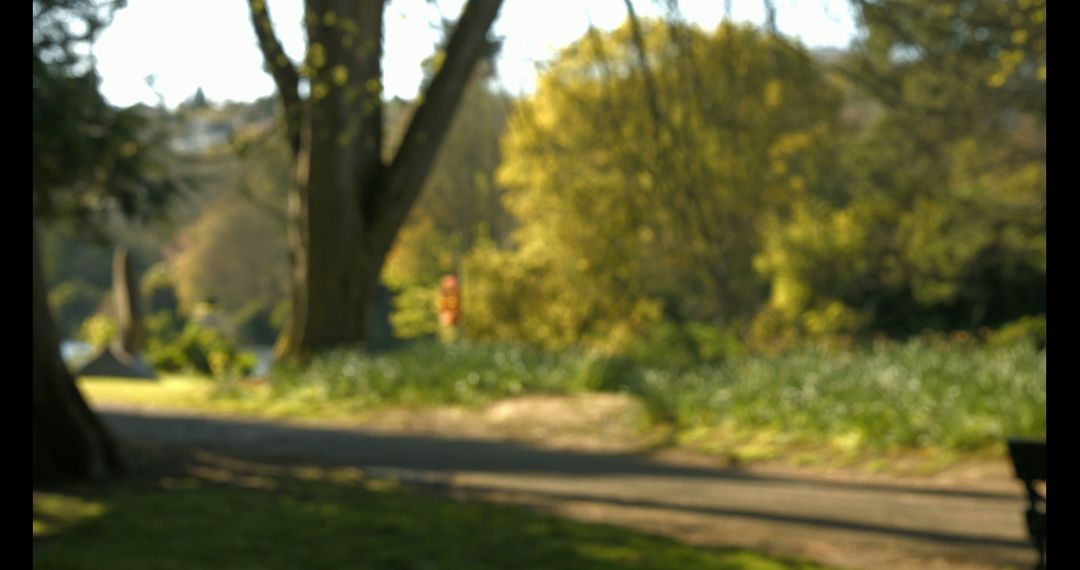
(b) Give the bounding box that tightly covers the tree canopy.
[461,19,844,350]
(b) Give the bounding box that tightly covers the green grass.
[33,493,104,537]
[269,338,1046,454]
[80,337,1045,461]
[624,339,1046,457]
[34,460,828,570]
[270,341,614,406]
[79,375,375,421]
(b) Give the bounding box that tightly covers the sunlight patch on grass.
[77,375,368,422]
[33,493,106,538]
[77,375,218,409]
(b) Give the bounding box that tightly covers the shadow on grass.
[33,444,828,570]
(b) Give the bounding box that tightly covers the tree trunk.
[33,224,123,486]
[257,0,504,359]
[111,247,145,354]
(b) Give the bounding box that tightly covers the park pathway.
[97,404,1035,570]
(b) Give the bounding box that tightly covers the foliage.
[985,314,1045,350]
[750,0,1045,345]
[167,195,288,318]
[77,313,117,348]
[464,20,843,350]
[74,259,256,378]
[460,237,663,352]
[626,321,746,370]
[142,312,256,378]
[382,63,513,340]
[387,283,440,340]
[849,0,1045,129]
[33,0,177,232]
[270,341,610,407]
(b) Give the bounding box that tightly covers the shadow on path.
[451,484,1030,549]
[99,408,1033,568]
[100,409,1021,500]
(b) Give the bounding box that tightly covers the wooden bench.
[1007,438,1046,570]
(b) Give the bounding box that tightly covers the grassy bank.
[80,337,1045,460]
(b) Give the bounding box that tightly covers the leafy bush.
[627,321,746,369]
[143,312,255,378]
[986,314,1045,350]
[77,313,116,348]
[388,285,439,340]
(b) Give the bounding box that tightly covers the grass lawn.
[34,451,829,570]
[78,375,368,421]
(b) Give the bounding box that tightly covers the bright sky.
[93,0,859,108]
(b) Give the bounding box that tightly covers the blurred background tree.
[246,0,504,359]
[33,0,178,484]
[462,19,844,352]
[751,0,1045,347]
[382,58,512,340]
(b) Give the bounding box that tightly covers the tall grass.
[622,339,1046,452]
[267,338,1045,453]
[269,341,618,406]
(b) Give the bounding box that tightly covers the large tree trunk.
[33,224,123,486]
[253,0,504,359]
[272,0,388,357]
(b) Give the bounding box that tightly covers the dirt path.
[96,403,1035,570]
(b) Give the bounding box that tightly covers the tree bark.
[33,224,123,486]
[111,247,144,354]
[253,0,504,359]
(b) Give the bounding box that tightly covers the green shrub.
[143,312,255,378]
[627,321,746,369]
[986,314,1046,350]
[388,285,440,340]
[77,313,116,348]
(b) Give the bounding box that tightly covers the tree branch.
[623,0,665,142]
[372,0,503,240]
[247,0,302,156]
